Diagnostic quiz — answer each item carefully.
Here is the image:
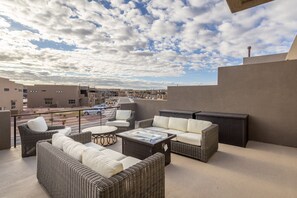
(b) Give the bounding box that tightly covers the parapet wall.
[135,59,297,147]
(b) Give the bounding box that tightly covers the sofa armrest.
[100,152,165,197]
[68,132,92,144]
[126,111,135,129]
[108,117,116,121]
[47,125,65,130]
[201,124,218,149]
[200,124,218,162]
[137,118,153,128]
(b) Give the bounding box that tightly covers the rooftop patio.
[1,138,296,198]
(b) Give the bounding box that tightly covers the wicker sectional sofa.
[138,116,219,162]
[37,132,165,198]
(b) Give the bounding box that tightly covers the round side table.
[82,126,118,146]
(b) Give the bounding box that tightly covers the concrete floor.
[0,140,297,198]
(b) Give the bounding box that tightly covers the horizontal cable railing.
[11,106,119,148]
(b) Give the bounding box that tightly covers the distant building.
[27,85,104,108]
[27,85,80,108]
[0,77,23,112]
[26,84,167,108]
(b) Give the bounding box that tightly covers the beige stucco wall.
[134,99,169,121]
[243,53,287,65]
[135,60,297,147]
[0,77,23,111]
[27,85,80,108]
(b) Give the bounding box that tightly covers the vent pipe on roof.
[247,46,252,57]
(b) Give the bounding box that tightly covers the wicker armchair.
[18,124,65,157]
[106,110,135,132]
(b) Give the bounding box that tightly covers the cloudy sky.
[0,0,296,89]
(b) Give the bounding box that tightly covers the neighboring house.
[27,84,104,108]
[0,77,23,112]
[27,85,81,108]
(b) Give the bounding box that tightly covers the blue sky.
[0,0,296,89]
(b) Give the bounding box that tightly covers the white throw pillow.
[27,116,48,132]
[168,117,188,132]
[152,116,169,128]
[187,119,212,134]
[63,141,87,162]
[82,152,123,178]
[115,110,132,120]
[52,133,73,149]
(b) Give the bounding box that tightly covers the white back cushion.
[168,117,188,132]
[52,133,73,149]
[82,151,123,178]
[116,110,132,120]
[27,116,48,132]
[187,119,212,134]
[63,141,87,162]
[152,116,169,128]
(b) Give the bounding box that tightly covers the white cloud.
[0,0,296,89]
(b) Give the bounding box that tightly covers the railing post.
[14,116,17,148]
[79,110,81,133]
[50,113,53,126]
[100,111,102,126]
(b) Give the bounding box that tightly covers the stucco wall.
[134,99,169,121]
[243,53,287,65]
[135,60,297,147]
[27,85,80,108]
[0,77,23,111]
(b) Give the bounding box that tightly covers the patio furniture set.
[18,109,219,197]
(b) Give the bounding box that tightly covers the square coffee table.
[117,129,176,166]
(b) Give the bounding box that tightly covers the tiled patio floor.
[0,139,296,198]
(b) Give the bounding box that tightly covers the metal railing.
[11,106,119,148]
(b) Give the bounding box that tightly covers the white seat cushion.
[84,142,106,151]
[82,147,104,165]
[82,151,123,178]
[177,133,202,146]
[27,116,48,132]
[115,110,131,120]
[52,133,73,149]
[168,117,188,132]
[101,149,126,161]
[146,127,168,133]
[120,156,141,169]
[163,129,186,141]
[63,141,87,162]
[106,120,130,127]
[152,116,169,128]
[187,119,212,134]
